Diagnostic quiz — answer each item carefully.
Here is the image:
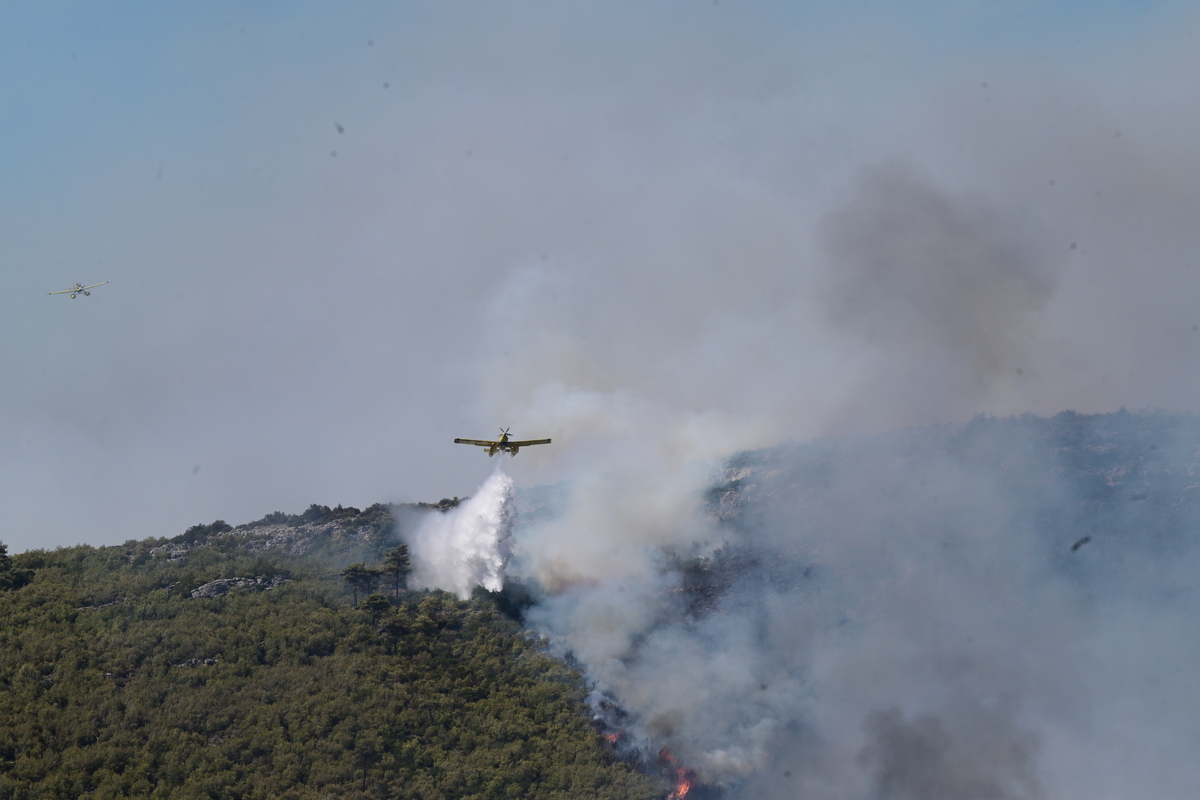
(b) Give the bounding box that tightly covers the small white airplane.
[455,428,551,457]
[49,281,108,299]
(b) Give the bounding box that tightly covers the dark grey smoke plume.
[859,706,1043,800]
[819,162,1062,429]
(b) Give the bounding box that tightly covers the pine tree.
[381,544,411,598]
[340,562,379,605]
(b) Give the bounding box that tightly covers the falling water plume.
[407,466,515,599]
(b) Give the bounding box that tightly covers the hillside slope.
[0,512,664,800]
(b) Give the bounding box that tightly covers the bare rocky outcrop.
[147,542,191,561]
[212,521,372,555]
[148,521,374,564]
[189,575,290,600]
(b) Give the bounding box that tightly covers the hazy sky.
[3,0,1199,551]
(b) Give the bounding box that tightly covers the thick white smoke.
[406,467,516,600]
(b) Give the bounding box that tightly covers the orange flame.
[667,769,694,800]
[602,732,621,745]
[658,749,696,800]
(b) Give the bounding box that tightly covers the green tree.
[381,544,411,598]
[340,562,379,605]
[0,541,31,590]
[359,593,391,625]
[379,613,410,656]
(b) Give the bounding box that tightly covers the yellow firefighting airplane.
[48,281,108,298]
[455,428,551,457]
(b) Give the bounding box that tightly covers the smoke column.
[407,466,516,600]
[513,415,1200,800]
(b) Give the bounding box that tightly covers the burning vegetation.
[658,750,697,799]
[526,410,1200,799]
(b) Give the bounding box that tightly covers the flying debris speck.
[334,122,344,134]
[1071,536,1091,552]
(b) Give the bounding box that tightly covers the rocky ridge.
[189,575,292,599]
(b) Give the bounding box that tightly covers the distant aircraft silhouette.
[49,281,108,299]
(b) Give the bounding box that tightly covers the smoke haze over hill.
[507,411,1200,799]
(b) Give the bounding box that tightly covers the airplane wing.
[81,281,109,290]
[455,438,499,447]
[47,289,74,295]
[507,439,551,447]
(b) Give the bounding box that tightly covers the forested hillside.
[0,506,665,800]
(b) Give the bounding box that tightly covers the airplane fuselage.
[49,281,107,299]
[454,431,552,457]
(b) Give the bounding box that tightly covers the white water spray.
[407,467,516,599]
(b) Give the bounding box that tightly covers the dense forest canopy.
[0,510,665,800]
